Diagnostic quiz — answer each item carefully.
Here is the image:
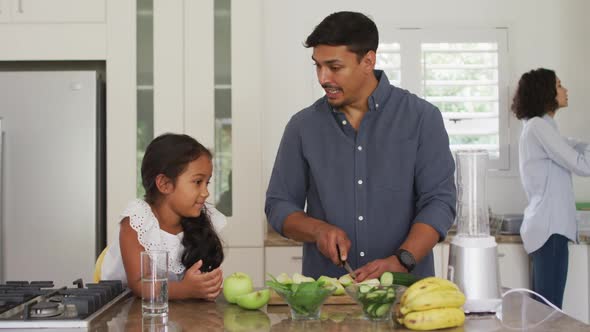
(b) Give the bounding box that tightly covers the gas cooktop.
[0,279,131,329]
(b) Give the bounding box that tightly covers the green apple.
[223,272,254,304]
[292,273,314,284]
[276,272,292,284]
[360,278,380,287]
[223,305,271,332]
[235,288,271,310]
[338,274,354,287]
[317,276,345,295]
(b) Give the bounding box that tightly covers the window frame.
[380,28,510,170]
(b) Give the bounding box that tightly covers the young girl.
[101,133,226,300]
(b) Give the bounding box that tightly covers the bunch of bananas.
[396,277,466,331]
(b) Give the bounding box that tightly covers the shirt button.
[342,120,347,125]
[357,179,363,185]
[358,216,364,221]
[357,146,363,151]
[360,252,365,257]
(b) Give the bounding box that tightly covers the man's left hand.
[353,256,407,282]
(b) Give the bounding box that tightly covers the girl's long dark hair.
[141,133,224,272]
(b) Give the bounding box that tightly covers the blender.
[448,150,502,313]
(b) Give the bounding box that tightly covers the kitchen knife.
[336,244,357,279]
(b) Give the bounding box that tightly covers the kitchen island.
[87,292,589,331]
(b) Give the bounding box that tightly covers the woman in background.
[512,68,590,308]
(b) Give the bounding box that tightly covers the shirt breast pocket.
[369,139,417,192]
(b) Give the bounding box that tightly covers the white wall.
[261,0,590,215]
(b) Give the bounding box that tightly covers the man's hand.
[314,223,351,265]
[354,256,406,282]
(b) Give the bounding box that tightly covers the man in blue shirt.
[265,11,456,280]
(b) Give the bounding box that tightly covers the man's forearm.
[282,211,328,243]
[399,222,440,262]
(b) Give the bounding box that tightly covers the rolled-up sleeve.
[265,115,309,235]
[412,106,457,240]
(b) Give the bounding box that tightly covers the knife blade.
[336,244,357,279]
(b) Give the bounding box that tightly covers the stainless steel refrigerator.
[0,70,106,286]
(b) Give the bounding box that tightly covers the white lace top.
[100,199,227,285]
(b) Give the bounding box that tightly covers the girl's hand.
[183,260,223,300]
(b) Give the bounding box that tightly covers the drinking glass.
[141,250,169,316]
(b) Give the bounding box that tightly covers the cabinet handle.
[17,0,24,14]
[291,256,302,261]
[497,253,505,258]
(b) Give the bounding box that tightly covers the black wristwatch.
[395,248,416,272]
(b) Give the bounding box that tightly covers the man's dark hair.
[304,11,378,61]
[511,68,558,120]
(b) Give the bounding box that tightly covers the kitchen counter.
[87,292,589,331]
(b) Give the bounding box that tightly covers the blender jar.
[455,150,490,237]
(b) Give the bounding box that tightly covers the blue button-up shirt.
[265,71,456,279]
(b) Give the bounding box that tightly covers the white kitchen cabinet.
[497,243,530,289]
[0,0,106,59]
[223,247,265,288]
[8,0,105,23]
[265,247,303,277]
[0,0,9,22]
[563,244,590,324]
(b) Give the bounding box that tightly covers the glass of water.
[141,250,169,316]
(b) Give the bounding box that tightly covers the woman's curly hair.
[511,68,558,120]
[142,133,224,272]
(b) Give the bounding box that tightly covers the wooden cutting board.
[268,290,357,305]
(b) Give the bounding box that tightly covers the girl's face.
[555,77,568,109]
[168,155,212,218]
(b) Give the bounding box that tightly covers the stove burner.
[48,295,64,303]
[30,302,63,318]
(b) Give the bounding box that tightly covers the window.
[214,0,233,216]
[376,29,509,170]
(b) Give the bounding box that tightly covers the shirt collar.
[368,70,391,112]
[542,113,558,130]
[326,70,391,113]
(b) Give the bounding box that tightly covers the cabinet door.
[562,244,590,324]
[0,0,9,22]
[497,243,530,289]
[265,247,303,277]
[10,0,105,23]
[223,247,265,288]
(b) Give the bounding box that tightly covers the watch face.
[398,250,415,271]
[400,251,411,264]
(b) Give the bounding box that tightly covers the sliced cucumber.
[374,303,391,317]
[379,272,394,286]
[359,284,372,294]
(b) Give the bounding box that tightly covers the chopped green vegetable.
[266,273,336,317]
[380,272,394,286]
